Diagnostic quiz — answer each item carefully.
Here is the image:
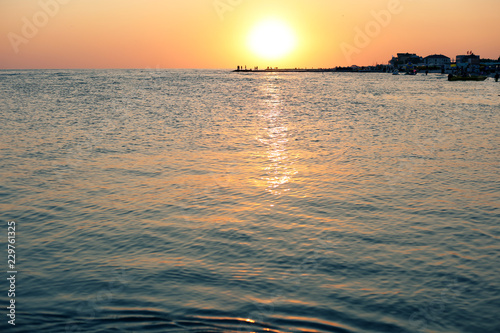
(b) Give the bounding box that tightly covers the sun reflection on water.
[257,75,298,196]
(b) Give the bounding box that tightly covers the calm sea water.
[0,69,499,333]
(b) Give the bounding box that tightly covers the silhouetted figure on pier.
[495,73,499,82]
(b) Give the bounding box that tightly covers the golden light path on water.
[2,70,499,333]
[257,76,297,197]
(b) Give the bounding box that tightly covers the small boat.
[448,75,487,81]
[392,70,399,75]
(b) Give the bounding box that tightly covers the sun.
[248,19,297,60]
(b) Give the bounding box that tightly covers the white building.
[424,54,451,67]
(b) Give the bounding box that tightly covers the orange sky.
[1,0,499,69]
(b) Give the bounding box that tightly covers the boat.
[392,70,399,75]
[448,75,487,81]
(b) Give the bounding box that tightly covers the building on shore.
[480,57,500,73]
[456,53,480,65]
[424,54,451,67]
[389,53,424,70]
[455,53,481,73]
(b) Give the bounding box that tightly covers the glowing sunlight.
[248,19,297,60]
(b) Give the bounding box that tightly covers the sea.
[0,69,499,333]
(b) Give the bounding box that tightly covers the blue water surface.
[0,69,499,333]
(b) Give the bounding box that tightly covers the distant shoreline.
[233,68,336,73]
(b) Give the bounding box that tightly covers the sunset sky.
[1,0,499,69]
